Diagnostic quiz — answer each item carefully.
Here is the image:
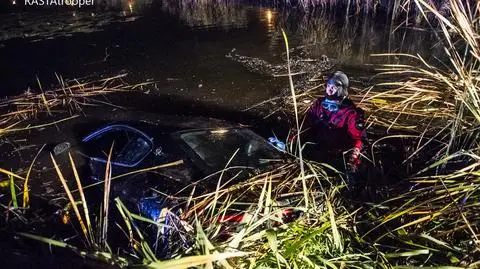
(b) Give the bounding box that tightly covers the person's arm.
[346,108,367,172]
[288,98,324,143]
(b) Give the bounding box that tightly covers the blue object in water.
[139,197,172,258]
[139,197,163,222]
[268,137,286,151]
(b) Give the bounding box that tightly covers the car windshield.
[180,128,282,169]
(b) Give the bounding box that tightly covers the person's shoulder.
[343,99,364,115]
[342,98,355,106]
[353,105,365,115]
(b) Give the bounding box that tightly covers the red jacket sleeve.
[346,109,366,150]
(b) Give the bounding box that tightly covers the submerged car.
[53,116,287,197]
[50,116,290,255]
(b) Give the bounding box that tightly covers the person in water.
[292,71,367,187]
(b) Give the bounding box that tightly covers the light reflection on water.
[262,8,277,35]
[154,0,436,65]
[157,0,249,30]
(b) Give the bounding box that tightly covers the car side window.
[83,126,153,167]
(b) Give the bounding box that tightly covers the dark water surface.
[0,0,438,111]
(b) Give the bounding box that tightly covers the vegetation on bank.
[0,0,479,268]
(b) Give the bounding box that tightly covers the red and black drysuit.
[299,97,367,173]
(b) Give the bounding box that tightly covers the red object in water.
[219,214,244,223]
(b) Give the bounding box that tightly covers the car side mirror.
[53,142,71,156]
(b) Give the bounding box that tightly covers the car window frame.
[82,124,154,168]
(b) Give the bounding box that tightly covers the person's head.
[325,71,349,100]
[322,71,349,113]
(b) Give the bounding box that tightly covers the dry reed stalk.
[22,145,45,208]
[50,153,90,245]
[69,152,94,247]
[101,143,114,249]
[0,73,143,138]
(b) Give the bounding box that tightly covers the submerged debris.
[226,48,335,78]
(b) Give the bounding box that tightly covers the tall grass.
[50,153,91,246]
[18,152,187,265]
[244,0,480,266]
[176,161,375,268]
[356,0,480,265]
[281,29,308,208]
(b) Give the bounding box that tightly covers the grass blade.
[9,174,18,209]
[0,168,24,180]
[147,252,247,269]
[384,249,429,258]
[101,142,114,250]
[50,153,89,244]
[23,144,45,208]
[326,196,342,251]
[18,232,72,249]
[69,152,94,247]
[281,28,308,209]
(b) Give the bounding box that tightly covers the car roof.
[77,113,241,140]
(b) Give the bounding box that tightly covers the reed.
[100,143,114,249]
[69,152,95,248]
[9,174,17,209]
[22,145,45,208]
[0,73,131,138]
[175,161,384,268]
[50,153,91,246]
[248,0,480,266]
[281,29,309,209]
[357,0,480,265]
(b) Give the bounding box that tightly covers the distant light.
[91,12,95,17]
[266,10,273,24]
[72,12,76,17]
[128,1,133,13]
[12,0,16,4]
[211,129,229,134]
